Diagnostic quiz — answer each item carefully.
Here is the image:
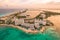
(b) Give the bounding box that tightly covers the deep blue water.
[0,26,60,40]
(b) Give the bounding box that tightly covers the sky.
[0,0,60,9]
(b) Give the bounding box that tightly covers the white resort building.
[13,10,46,29]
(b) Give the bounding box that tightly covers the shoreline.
[0,11,19,17]
[0,24,45,34]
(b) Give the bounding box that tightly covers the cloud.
[0,0,60,9]
[0,0,60,5]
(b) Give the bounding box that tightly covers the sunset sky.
[0,0,60,9]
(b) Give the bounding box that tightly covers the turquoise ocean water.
[0,26,60,40]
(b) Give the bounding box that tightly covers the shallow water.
[0,26,60,40]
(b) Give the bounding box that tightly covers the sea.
[0,9,60,40]
[0,9,20,17]
[0,26,60,40]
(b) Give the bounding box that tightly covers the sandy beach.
[47,15,60,33]
[0,24,45,34]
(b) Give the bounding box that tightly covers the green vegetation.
[17,16,26,19]
[0,20,5,24]
[36,11,60,19]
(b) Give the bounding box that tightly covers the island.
[0,9,60,34]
